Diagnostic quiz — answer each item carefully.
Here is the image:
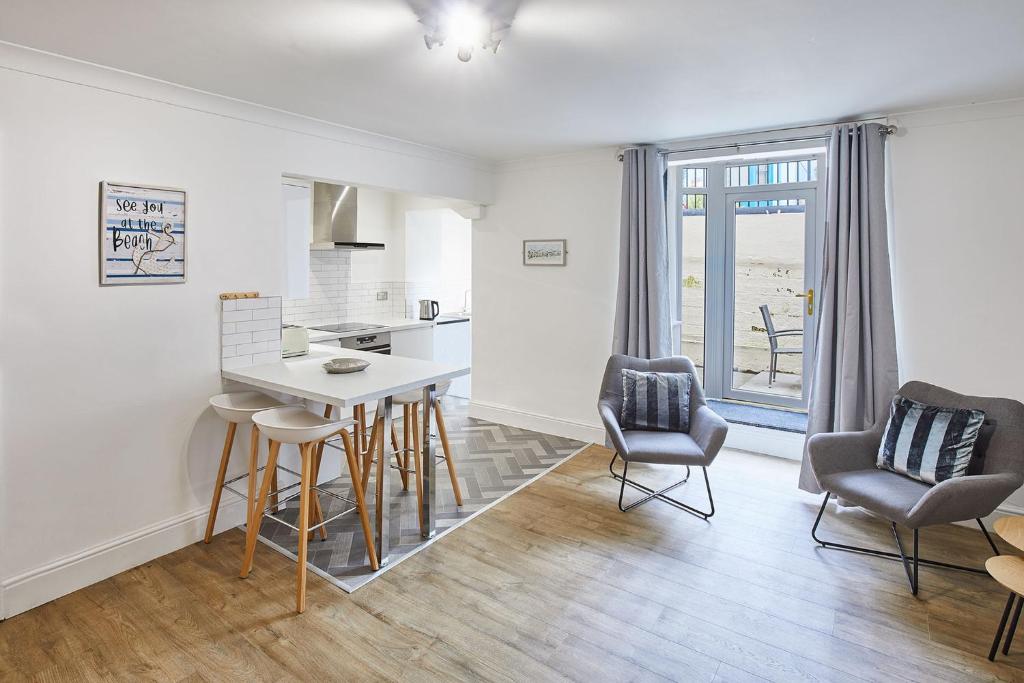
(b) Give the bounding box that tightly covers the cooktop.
[309,322,386,333]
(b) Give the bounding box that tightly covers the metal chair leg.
[991,593,1017,661]
[811,493,992,595]
[609,452,714,520]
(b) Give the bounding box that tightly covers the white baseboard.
[468,400,605,444]
[724,422,805,460]
[1,498,246,620]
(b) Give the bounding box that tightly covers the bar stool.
[240,406,378,613]
[389,381,463,530]
[205,391,288,544]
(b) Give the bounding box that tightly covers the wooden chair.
[240,406,378,614]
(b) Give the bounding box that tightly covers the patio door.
[722,188,818,409]
[669,148,826,411]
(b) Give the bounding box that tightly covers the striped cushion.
[876,395,986,485]
[620,369,692,433]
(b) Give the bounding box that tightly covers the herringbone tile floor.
[257,398,586,590]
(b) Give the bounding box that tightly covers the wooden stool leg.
[247,424,260,531]
[434,399,463,507]
[269,449,280,514]
[205,421,237,543]
[240,440,280,578]
[392,422,408,490]
[411,403,424,532]
[340,431,379,571]
[361,416,380,492]
[296,443,312,614]
[309,446,327,542]
[307,405,333,541]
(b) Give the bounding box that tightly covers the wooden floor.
[3,445,1024,682]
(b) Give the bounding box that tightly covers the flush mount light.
[410,0,517,62]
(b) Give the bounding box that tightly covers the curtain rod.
[618,123,897,161]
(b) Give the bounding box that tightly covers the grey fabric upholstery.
[808,380,1024,528]
[599,354,728,466]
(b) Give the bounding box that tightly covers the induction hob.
[309,322,387,334]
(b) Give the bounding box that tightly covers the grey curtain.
[613,146,672,359]
[799,123,900,493]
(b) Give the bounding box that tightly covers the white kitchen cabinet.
[390,326,434,360]
[282,180,312,299]
[433,320,471,398]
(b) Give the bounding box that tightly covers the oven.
[339,331,391,355]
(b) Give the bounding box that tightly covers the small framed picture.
[100,181,187,285]
[523,239,567,266]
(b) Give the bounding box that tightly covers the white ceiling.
[3,0,1024,161]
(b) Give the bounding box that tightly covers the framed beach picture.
[100,181,187,285]
[523,239,567,266]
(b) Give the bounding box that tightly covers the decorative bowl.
[322,358,371,374]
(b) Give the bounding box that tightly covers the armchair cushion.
[619,430,708,466]
[620,369,691,433]
[876,394,986,485]
[817,469,932,527]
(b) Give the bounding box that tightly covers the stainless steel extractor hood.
[311,182,385,250]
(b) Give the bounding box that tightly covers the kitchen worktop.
[304,317,436,343]
[222,343,469,408]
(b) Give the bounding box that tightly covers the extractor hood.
[311,182,385,250]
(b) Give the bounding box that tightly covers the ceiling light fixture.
[411,0,516,63]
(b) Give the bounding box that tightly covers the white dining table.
[222,343,470,567]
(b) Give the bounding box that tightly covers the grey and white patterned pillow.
[876,394,986,485]
[620,369,692,433]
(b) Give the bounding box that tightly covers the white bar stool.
[205,391,289,544]
[241,406,379,614]
[387,381,463,532]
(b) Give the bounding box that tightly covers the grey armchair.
[598,354,729,518]
[808,380,1024,595]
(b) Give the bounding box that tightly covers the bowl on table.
[322,358,371,374]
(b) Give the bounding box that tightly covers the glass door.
[722,188,817,408]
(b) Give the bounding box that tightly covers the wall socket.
[376,291,388,301]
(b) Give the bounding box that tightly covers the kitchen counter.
[304,316,435,343]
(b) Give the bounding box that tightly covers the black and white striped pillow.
[876,395,986,485]
[620,369,692,433]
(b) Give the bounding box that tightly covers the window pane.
[681,193,706,382]
[731,198,806,398]
[725,159,818,187]
[680,167,707,189]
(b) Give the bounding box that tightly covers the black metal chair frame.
[759,304,802,387]
[608,452,714,520]
[811,492,1000,595]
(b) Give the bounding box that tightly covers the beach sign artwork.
[100,182,186,285]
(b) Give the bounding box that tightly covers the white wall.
[888,99,1024,399]
[471,150,621,441]
[0,43,492,617]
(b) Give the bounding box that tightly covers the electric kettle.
[418,299,440,320]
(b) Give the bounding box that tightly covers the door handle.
[795,288,814,315]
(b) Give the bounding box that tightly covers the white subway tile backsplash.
[223,309,253,323]
[221,296,281,370]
